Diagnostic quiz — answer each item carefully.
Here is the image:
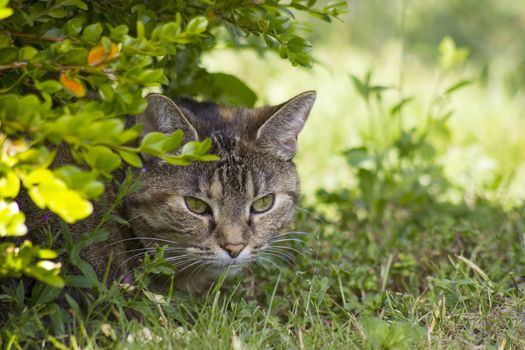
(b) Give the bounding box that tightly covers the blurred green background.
[203,0,525,207]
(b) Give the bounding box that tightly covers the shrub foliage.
[0,0,346,285]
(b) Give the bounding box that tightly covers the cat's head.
[125,91,315,280]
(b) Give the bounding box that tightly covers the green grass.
[2,200,524,349]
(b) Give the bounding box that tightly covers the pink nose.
[221,243,245,258]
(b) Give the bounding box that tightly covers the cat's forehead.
[199,158,255,202]
[216,105,236,122]
[166,138,277,199]
[176,98,273,141]
[195,143,262,198]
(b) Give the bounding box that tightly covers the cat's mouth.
[191,249,254,277]
[212,246,253,267]
[162,245,255,275]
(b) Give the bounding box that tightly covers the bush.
[0,0,346,285]
[317,37,472,231]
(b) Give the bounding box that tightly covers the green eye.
[185,196,210,214]
[251,194,275,213]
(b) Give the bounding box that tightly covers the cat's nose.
[221,243,246,258]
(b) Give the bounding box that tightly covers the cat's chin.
[165,262,245,294]
[206,264,243,277]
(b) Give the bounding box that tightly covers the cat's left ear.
[255,91,316,160]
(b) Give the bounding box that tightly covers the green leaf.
[48,8,65,18]
[390,97,415,115]
[18,46,37,61]
[444,80,473,95]
[185,16,208,34]
[109,213,129,226]
[163,130,184,152]
[351,75,369,100]
[69,229,108,268]
[70,0,88,10]
[0,171,20,198]
[193,154,219,161]
[438,36,469,70]
[30,283,62,305]
[84,146,122,174]
[344,147,371,167]
[0,7,13,20]
[0,47,17,64]
[0,33,11,48]
[136,21,145,40]
[139,132,167,154]
[64,293,81,314]
[118,149,143,167]
[24,169,93,223]
[73,258,99,287]
[38,249,58,259]
[0,241,63,286]
[118,123,142,144]
[110,25,128,41]
[0,200,27,237]
[36,80,63,94]
[287,36,312,53]
[26,261,64,288]
[82,23,103,43]
[98,83,115,102]
[64,17,84,36]
[54,165,104,199]
[62,48,88,64]
[64,275,94,288]
[192,73,257,108]
[136,69,166,84]
[159,22,180,40]
[195,138,212,155]
[180,140,197,155]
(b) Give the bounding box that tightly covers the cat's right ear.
[255,91,315,160]
[137,94,199,143]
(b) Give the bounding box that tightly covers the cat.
[21,91,316,293]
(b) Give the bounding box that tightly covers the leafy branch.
[0,0,346,285]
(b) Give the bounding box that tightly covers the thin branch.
[2,31,66,42]
[0,62,28,71]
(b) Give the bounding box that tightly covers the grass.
[2,200,524,349]
[3,1,525,349]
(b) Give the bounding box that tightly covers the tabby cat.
[24,91,316,293]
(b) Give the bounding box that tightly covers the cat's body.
[22,91,315,293]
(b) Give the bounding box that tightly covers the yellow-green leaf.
[0,171,20,198]
[0,200,27,237]
[24,169,93,223]
[0,7,13,21]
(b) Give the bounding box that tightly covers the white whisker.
[267,244,309,259]
[272,231,308,239]
[264,247,295,260]
[112,251,152,279]
[270,238,305,244]
[175,259,204,275]
[257,256,283,272]
[107,236,181,247]
[261,251,294,266]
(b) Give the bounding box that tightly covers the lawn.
[3,191,524,349]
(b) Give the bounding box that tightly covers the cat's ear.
[255,91,316,160]
[138,94,198,143]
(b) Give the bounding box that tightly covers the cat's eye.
[251,194,275,213]
[185,196,210,215]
